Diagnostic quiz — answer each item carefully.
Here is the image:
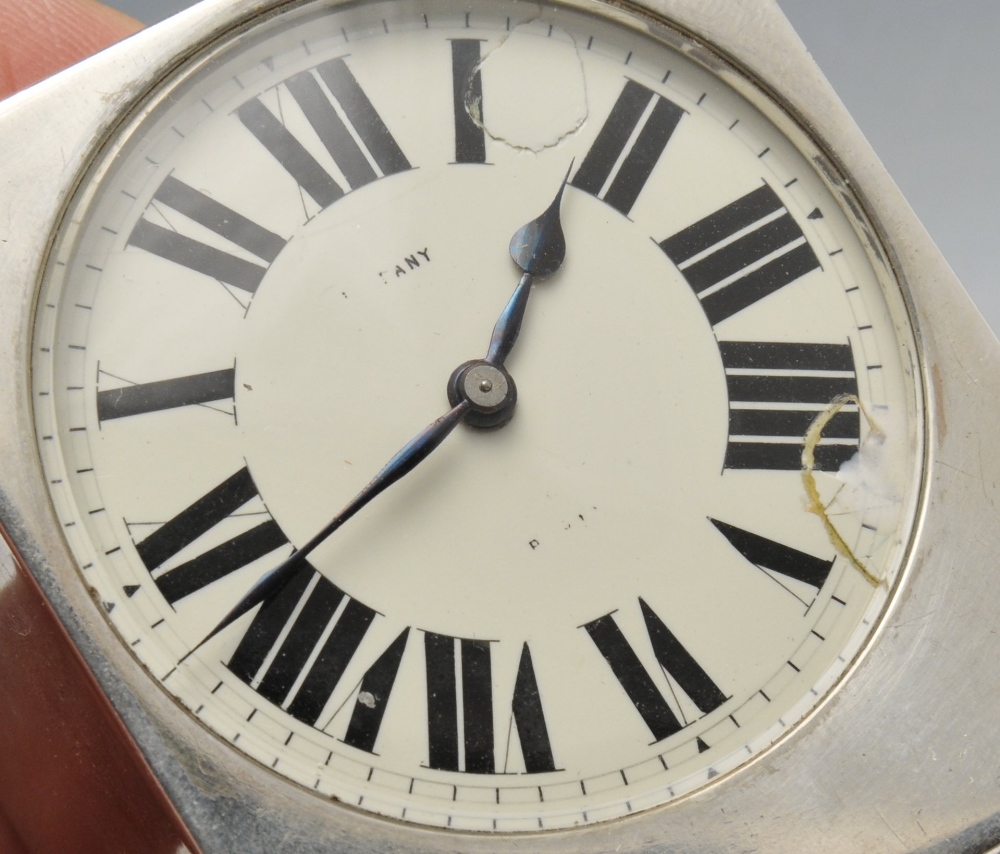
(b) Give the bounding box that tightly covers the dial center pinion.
[448,360,517,428]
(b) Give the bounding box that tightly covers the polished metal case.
[1,1,998,851]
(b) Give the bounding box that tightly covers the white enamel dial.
[31,0,922,832]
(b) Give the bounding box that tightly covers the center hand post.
[190,163,574,653]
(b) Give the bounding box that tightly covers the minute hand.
[485,161,572,367]
[191,400,470,652]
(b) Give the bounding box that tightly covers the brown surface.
[0,5,198,851]
[0,526,200,854]
[0,0,141,98]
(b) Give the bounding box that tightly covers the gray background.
[102,0,1000,334]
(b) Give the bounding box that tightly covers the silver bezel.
[1,1,998,851]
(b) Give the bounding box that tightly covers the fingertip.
[0,0,143,99]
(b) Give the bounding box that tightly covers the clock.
[1,0,998,852]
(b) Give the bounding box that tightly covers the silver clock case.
[0,0,997,852]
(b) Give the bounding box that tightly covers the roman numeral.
[509,643,557,773]
[237,57,410,209]
[711,518,835,591]
[583,600,727,742]
[128,174,286,293]
[97,367,235,421]
[721,341,860,470]
[425,632,493,773]
[659,184,820,325]
[134,466,288,605]
[571,79,684,216]
[341,628,409,753]
[227,563,389,728]
[424,635,555,774]
[451,39,487,164]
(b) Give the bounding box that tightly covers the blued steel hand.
[191,401,470,652]
[192,164,573,653]
[486,160,572,366]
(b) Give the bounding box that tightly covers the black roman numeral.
[341,628,409,753]
[571,79,684,216]
[134,467,288,605]
[128,174,286,293]
[425,632,493,773]
[227,563,389,728]
[711,519,834,591]
[583,600,727,742]
[659,184,820,325]
[721,341,860,471]
[509,643,557,773]
[237,57,410,209]
[424,635,555,774]
[451,39,487,164]
[97,367,235,422]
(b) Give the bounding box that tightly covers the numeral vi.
[424,634,556,774]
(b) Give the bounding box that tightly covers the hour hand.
[448,163,573,429]
[486,160,572,368]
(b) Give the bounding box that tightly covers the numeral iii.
[720,341,860,471]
